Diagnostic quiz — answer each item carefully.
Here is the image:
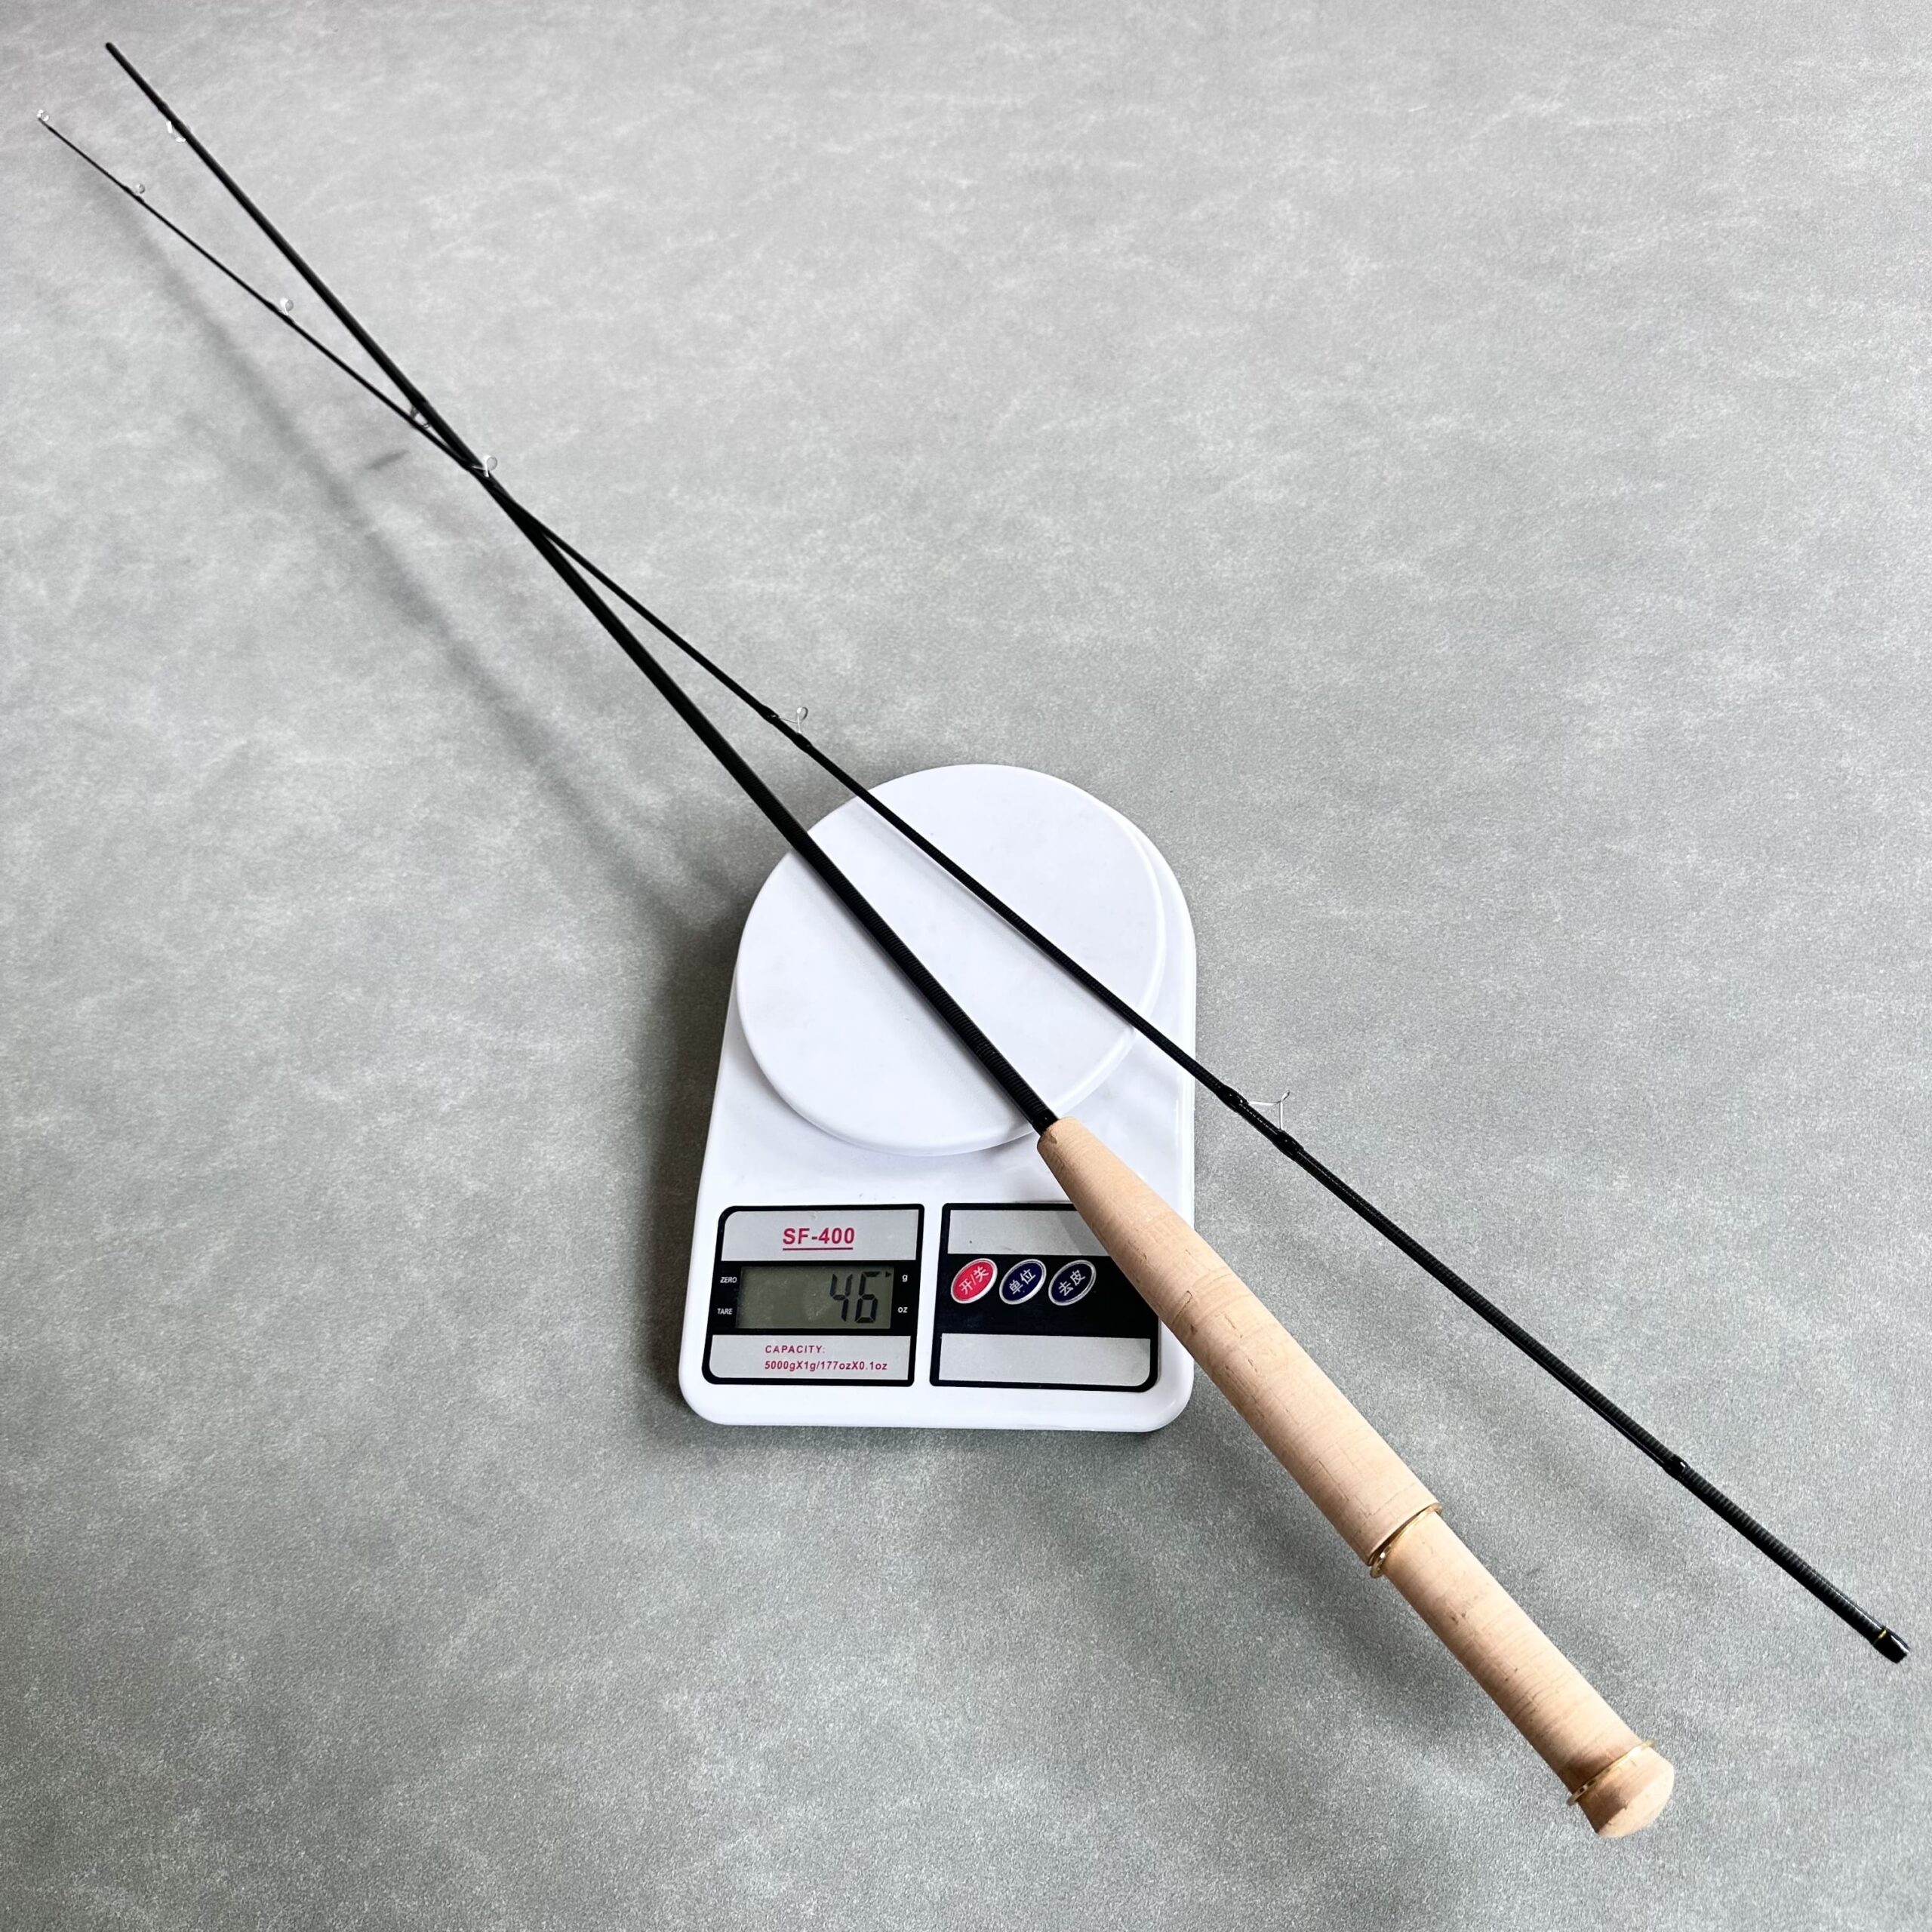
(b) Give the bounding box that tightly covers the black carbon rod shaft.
[71,75,1906,1662]
[99,44,1053,1138]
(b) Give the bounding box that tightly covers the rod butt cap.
[1577,1746,1675,1838]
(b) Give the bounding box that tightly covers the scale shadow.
[628,900,741,1414]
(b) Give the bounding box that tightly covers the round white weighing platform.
[736,764,1168,1156]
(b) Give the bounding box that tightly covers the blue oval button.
[1048,1260,1097,1307]
[998,1258,1047,1305]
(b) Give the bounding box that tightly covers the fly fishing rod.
[69,42,1699,1832]
[41,110,1908,1666]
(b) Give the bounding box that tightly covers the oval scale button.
[1048,1260,1097,1307]
[998,1258,1048,1305]
[950,1257,998,1304]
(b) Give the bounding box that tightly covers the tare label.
[718,1206,920,1264]
[706,1334,912,1381]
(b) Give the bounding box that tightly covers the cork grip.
[1038,1117,1673,1837]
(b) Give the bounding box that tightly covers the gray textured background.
[4,4,1928,1927]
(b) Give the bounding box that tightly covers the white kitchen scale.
[678,763,1196,1429]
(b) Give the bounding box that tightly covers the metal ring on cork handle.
[1568,1742,1658,1810]
[1367,1503,1441,1580]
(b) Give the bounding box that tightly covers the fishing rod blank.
[97,69,1054,1147]
[78,54,1708,1835]
[54,70,1906,1663]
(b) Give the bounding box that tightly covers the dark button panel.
[931,1203,1157,1391]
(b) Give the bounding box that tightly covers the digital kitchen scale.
[678,763,1195,1429]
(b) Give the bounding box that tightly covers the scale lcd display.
[735,1263,895,1331]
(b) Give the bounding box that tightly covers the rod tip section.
[1873,1627,1910,1663]
[1574,1745,1675,1838]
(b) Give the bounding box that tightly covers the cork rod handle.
[1038,1117,1673,1837]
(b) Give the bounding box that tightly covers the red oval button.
[950,1257,997,1303]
